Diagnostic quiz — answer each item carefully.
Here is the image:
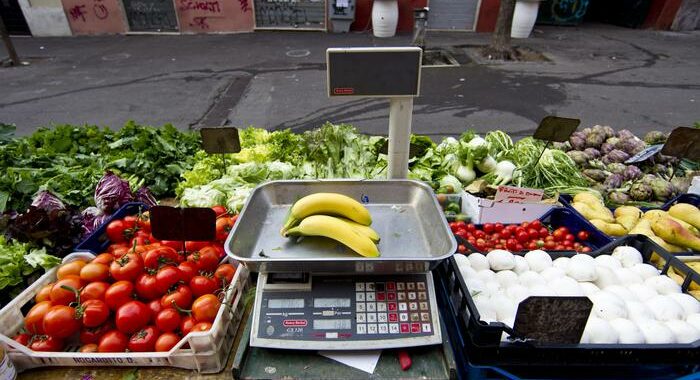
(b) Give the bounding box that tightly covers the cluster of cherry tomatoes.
[14,206,238,353]
[451,219,592,254]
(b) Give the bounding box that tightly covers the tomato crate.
[435,235,700,379]
[75,202,150,254]
[0,252,249,373]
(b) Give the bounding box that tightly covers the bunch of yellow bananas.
[280,193,380,257]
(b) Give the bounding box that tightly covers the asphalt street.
[1,24,699,139]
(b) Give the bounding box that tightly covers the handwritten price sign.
[494,185,544,204]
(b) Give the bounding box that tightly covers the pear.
[651,218,700,251]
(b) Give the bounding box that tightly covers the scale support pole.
[388,97,414,179]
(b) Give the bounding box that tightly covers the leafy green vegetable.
[0,236,59,291]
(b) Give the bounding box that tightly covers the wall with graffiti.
[62,0,127,34]
[176,0,254,33]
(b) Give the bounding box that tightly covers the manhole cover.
[422,49,460,67]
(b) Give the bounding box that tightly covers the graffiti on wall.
[122,0,178,31]
[62,0,126,34]
[253,0,325,29]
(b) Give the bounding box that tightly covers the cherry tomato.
[185,241,209,252]
[79,343,98,353]
[110,252,144,282]
[539,227,549,239]
[491,233,501,241]
[92,253,115,265]
[178,261,198,284]
[457,244,467,253]
[449,222,458,233]
[545,235,555,242]
[144,247,179,270]
[43,305,81,338]
[515,244,524,251]
[454,228,467,239]
[474,230,486,240]
[527,242,537,250]
[506,239,518,251]
[155,332,181,352]
[581,246,592,253]
[536,240,545,248]
[565,233,576,243]
[483,223,494,233]
[554,244,566,251]
[35,283,53,303]
[155,308,181,332]
[516,231,529,244]
[577,230,590,241]
[161,285,193,310]
[82,299,110,328]
[98,330,128,352]
[520,221,530,229]
[215,217,234,242]
[128,325,160,352]
[106,220,131,243]
[180,316,196,335]
[191,294,221,323]
[466,223,476,232]
[80,281,110,302]
[563,240,574,248]
[544,240,556,250]
[57,260,87,280]
[80,322,114,345]
[80,262,110,283]
[493,223,504,233]
[29,335,64,352]
[50,276,82,306]
[13,333,31,346]
[105,281,135,311]
[552,230,565,242]
[187,247,219,272]
[191,322,212,332]
[156,265,182,294]
[527,228,539,240]
[500,229,512,239]
[134,273,160,301]
[116,301,151,334]
[189,275,219,298]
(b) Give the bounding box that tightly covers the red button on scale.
[387,293,396,301]
[387,282,396,290]
[388,302,397,311]
[411,323,421,333]
[389,313,398,322]
[400,323,410,333]
[377,293,386,301]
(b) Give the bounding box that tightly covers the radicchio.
[94,171,133,213]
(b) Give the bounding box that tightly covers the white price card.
[494,185,544,204]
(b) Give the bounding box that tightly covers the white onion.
[513,255,530,274]
[468,253,490,271]
[668,293,700,316]
[594,255,622,270]
[609,318,645,344]
[646,295,684,321]
[636,319,676,344]
[487,249,516,271]
[611,246,643,268]
[524,250,553,272]
[644,276,682,295]
[495,270,519,288]
[665,320,700,344]
[631,263,659,279]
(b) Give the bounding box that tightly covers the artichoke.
[623,165,643,181]
[643,130,668,145]
[591,125,607,136]
[607,163,627,175]
[567,150,589,166]
[617,129,636,140]
[600,143,615,155]
[606,137,620,146]
[640,174,657,186]
[582,127,592,135]
[584,148,601,159]
[630,182,653,201]
[602,149,630,165]
[588,159,606,170]
[603,126,615,139]
[650,178,676,201]
[569,135,586,151]
[618,137,646,156]
[604,173,623,189]
[608,191,630,205]
[553,141,571,151]
[586,132,606,148]
[583,169,608,182]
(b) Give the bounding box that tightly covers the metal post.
[387,97,414,179]
[0,15,20,66]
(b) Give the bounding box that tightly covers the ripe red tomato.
[457,244,467,253]
[29,335,64,352]
[500,229,512,239]
[581,246,592,253]
[144,247,180,270]
[565,233,576,243]
[577,230,590,241]
[155,332,181,352]
[147,299,163,321]
[136,212,151,233]
[466,223,476,232]
[214,264,236,285]
[544,240,556,250]
[50,276,82,306]
[80,322,114,345]
[554,244,566,251]
[529,220,542,230]
[189,275,219,298]
[178,261,198,284]
[135,273,161,301]
[80,262,110,283]
[116,301,151,334]
[79,344,98,353]
[516,231,529,244]
[191,321,212,332]
[105,281,135,311]
[520,221,530,229]
[187,247,219,272]
[539,227,549,239]
[160,240,184,251]
[506,239,518,251]
[185,241,209,252]
[483,223,494,233]
[128,325,160,352]
[43,305,81,338]
[155,265,182,294]
[98,330,128,352]
[493,223,504,233]
[449,222,458,233]
[13,333,31,346]
[527,229,539,240]
[191,294,221,323]
[552,230,565,242]
[161,285,193,310]
[109,252,144,282]
[215,217,234,242]
[180,316,196,335]
[80,282,109,302]
[92,253,115,265]
[156,308,181,332]
[82,299,110,328]
[515,244,524,251]
[454,228,468,239]
[106,220,132,243]
[24,301,53,334]
[527,242,537,250]
[556,226,569,235]
[211,205,228,217]
[474,230,486,240]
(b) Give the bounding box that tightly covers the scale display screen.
[313,319,351,330]
[313,298,351,308]
[268,299,304,309]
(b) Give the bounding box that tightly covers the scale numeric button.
[399,303,408,311]
[356,324,366,334]
[368,324,378,334]
[389,313,398,322]
[367,292,375,302]
[376,283,385,292]
[397,282,405,291]
[367,303,376,312]
[367,313,377,323]
[400,313,408,322]
[411,323,421,333]
[356,313,366,323]
[356,283,365,291]
[390,324,399,334]
[367,283,375,291]
[420,302,429,311]
[387,282,396,291]
[407,282,416,290]
[356,303,365,312]
[378,313,388,323]
[410,313,420,322]
[398,293,406,301]
[400,323,410,333]
[377,303,387,312]
[387,293,396,301]
[379,324,388,334]
[422,323,432,333]
[356,293,365,301]
[388,302,397,311]
[421,312,430,322]
[376,293,386,301]
[409,302,418,311]
[406,263,414,272]
[408,292,417,300]
[418,292,427,301]
[417,282,426,290]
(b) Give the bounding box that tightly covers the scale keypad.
[354,281,432,336]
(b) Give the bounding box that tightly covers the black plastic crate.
[75,202,149,254]
[435,234,700,378]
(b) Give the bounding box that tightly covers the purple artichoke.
[569,135,586,151]
[602,149,630,165]
[608,191,630,205]
[586,132,606,148]
[604,173,623,189]
[617,129,636,140]
[607,163,627,175]
[584,148,601,159]
[600,143,615,155]
[630,182,653,201]
[623,165,643,181]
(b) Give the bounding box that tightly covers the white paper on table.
[335,0,349,7]
[318,350,382,374]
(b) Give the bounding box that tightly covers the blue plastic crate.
[661,193,700,210]
[75,202,149,254]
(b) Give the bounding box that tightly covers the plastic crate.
[435,234,700,378]
[661,193,700,211]
[75,202,149,254]
[0,252,250,373]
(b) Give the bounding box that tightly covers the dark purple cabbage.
[81,206,103,236]
[31,190,65,212]
[584,148,601,159]
[94,171,133,213]
[623,165,643,181]
[603,173,623,189]
[135,186,158,207]
[602,149,630,165]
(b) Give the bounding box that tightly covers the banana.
[281,193,372,234]
[337,217,380,243]
[285,215,379,258]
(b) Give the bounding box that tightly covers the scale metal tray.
[225,180,456,274]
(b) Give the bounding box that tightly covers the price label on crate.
[625,144,663,164]
[533,116,580,142]
[150,206,216,242]
[200,127,241,154]
[513,296,592,344]
[494,185,544,203]
[660,127,700,161]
